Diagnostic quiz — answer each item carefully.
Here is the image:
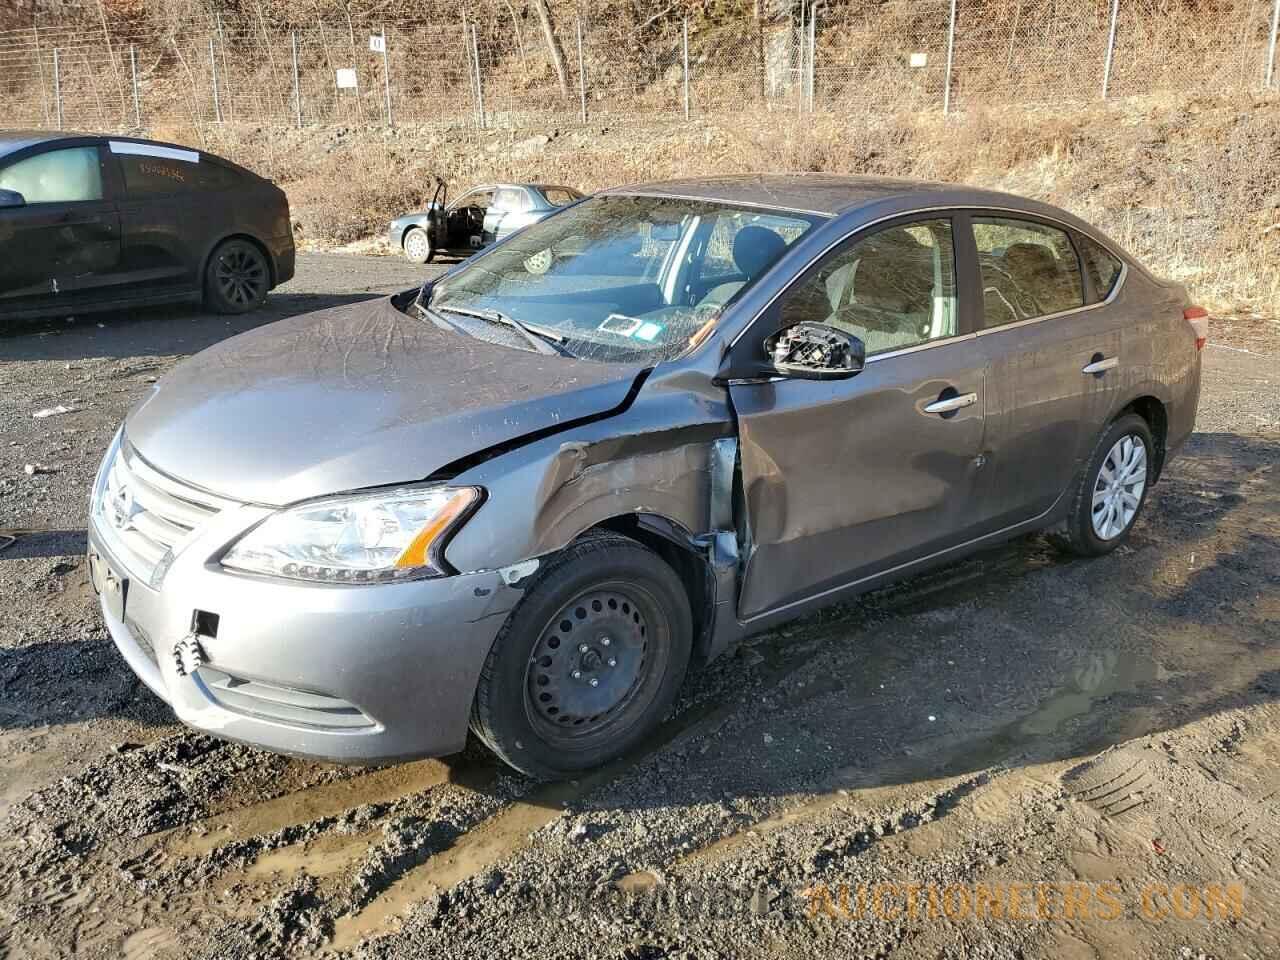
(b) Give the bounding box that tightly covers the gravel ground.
[1,255,1277,960]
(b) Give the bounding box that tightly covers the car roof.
[0,129,85,160]
[602,173,1064,219]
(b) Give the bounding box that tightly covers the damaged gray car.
[88,175,1206,778]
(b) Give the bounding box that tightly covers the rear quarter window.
[542,187,580,207]
[119,153,241,197]
[1077,234,1124,301]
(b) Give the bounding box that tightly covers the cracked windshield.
[427,194,820,362]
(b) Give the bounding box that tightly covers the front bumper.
[90,513,519,763]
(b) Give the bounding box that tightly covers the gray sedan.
[387,182,582,263]
[89,175,1206,778]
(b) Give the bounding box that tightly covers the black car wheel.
[402,226,434,264]
[470,533,692,779]
[1060,413,1154,556]
[204,239,270,314]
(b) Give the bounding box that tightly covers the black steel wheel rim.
[215,246,267,305]
[525,585,656,739]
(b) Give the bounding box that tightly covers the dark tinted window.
[779,219,958,356]
[119,154,239,196]
[972,217,1084,327]
[1077,234,1123,301]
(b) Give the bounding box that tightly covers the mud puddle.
[664,648,1167,871]
[172,759,457,857]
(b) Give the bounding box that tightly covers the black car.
[0,131,294,320]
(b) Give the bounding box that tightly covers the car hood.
[124,296,645,505]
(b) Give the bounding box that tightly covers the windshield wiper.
[436,305,574,358]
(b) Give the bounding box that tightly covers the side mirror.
[764,322,865,380]
[0,189,26,208]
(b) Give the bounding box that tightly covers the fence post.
[578,16,586,124]
[682,17,690,121]
[796,1,805,116]
[807,4,816,111]
[472,25,487,130]
[291,31,302,128]
[210,36,222,122]
[53,47,63,129]
[1267,0,1279,88]
[381,25,392,125]
[130,45,141,127]
[943,0,957,114]
[33,26,50,128]
[1101,0,1120,99]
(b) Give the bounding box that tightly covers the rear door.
[488,187,535,241]
[110,140,237,299]
[0,143,120,313]
[969,215,1123,528]
[729,215,990,620]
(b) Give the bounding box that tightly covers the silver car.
[89,175,1206,778]
[387,181,582,263]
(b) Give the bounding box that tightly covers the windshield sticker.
[634,322,663,342]
[599,313,643,336]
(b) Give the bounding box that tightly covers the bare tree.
[531,0,569,98]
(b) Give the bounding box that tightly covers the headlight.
[221,486,480,583]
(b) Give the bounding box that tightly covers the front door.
[728,216,989,620]
[0,144,120,313]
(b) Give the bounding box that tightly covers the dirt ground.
[1,254,1278,960]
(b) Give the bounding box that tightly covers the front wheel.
[469,534,692,779]
[204,238,270,314]
[402,226,434,264]
[1060,413,1154,556]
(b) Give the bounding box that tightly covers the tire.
[470,533,692,779]
[402,226,434,264]
[1060,413,1155,556]
[204,238,270,314]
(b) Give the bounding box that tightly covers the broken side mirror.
[764,322,865,380]
[0,189,26,208]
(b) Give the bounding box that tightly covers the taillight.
[1184,306,1209,350]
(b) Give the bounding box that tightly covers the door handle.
[1082,356,1118,375]
[924,392,977,414]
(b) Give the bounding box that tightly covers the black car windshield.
[428,194,821,363]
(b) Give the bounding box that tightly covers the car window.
[778,219,958,357]
[700,211,810,283]
[542,187,580,207]
[0,146,103,203]
[972,217,1084,327]
[493,187,529,212]
[430,194,819,363]
[1077,234,1123,301]
[453,189,494,212]
[118,153,239,196]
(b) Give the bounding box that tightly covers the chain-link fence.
[1,0,1277,136]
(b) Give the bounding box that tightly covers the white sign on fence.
[369,34,386,53]
[909,52,929,68]
[335,68,358,89]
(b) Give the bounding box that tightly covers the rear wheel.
[402,226,434,264]
[1060,413,1154,556]
[204,238,270,314]
[470,534,692,779]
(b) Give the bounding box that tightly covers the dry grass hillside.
[164,89,1280,315]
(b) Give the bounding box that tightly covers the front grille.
[94,441,235,585]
